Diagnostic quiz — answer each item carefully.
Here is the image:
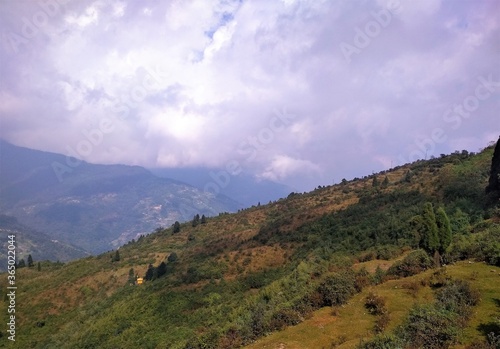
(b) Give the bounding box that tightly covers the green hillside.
[0,214,89,272]
[0,141,499,348]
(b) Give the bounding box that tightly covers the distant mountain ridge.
[149,167,292,207]
[0,140,241,254]
[0,214,89,272]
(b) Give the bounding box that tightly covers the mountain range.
[1,140,498,348]
[0,140,246,255]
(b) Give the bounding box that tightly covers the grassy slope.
[245,261,500,349]
[0,146,497,348]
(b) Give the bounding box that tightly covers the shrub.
[356,334,402,349]
[387,250,433,278]
[376,245,400,260]
[401,280,421,298]
[355,268,371,292]
[428,268,451,288]
[436,279,480,319]
[269,308,302,330]
[372,266,385,285]
[317,271,357,306]
[374,312,391,334]
[398,304,460,349]
[365,292,387,315]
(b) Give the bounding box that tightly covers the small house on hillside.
[136,277,143,285]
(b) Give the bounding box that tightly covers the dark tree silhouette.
[173,221,181,233]
[381,176,389,188]
[17,259,26,268]
[167,252,178,263]
[192,214,200,227]
[27,254,34,267]
[486,136,500,205]
[144,264,155,281]
[156,262,167,278]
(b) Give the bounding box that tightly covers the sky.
[0,0,499,192]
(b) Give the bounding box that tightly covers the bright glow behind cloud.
[0,0,499,191]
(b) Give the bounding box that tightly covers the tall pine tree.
[27,254,34,267]
[128,268,135,285]
[486,136,500,205]
[421,203,439,253]
[192,214,200,227]
[144,264,155,281]
[173,221,181,233]
[435,207,452,254]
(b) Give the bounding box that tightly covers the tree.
[192,214,200,227]
[486,136,500,205]
[37,262,41,272]
[449,208,470,235]
[113,250,120,262]
[372,176,379,188]
[402,170,413,183]
[156,262,167,278]
[167,252,178,263]
[381,176,389,188]
[17,259,26,268]
[421,203,440,253]
[173,221,181,233]
[144,264,155,281]
[435,207,452,254]
[27,254,34,267]
[201,215,207,224]
[128,268,135,285]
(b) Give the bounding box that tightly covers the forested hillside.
[1,140,499,349]
[0,140,240,254]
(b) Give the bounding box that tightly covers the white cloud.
[260,155,321,182]
[0,0,498,191]
[65,4,100,28]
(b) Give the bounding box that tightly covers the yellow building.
[136,277,144,285]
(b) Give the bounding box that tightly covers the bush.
[387,250,433,278]
[376,245,401,260]
[447,226,500,266]
[372,266,386,285]
[401,280,422,298]
[398,304,460,349]
[356,334,402,349]
[428,268,451,288]
[374,312,391,334]
[365,292,387,315]
[436,279,480,318]
[355,268,371,292]
[317,271,357,307]
[269,308,302,330]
